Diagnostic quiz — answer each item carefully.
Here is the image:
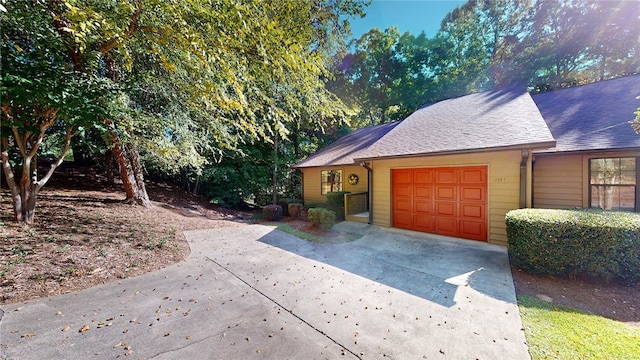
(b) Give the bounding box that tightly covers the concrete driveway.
[0,222,529,359]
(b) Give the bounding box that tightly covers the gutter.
[354,141,557,163]
[360,161,373,224]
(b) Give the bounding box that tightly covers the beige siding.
[533,150,640,209]
[301,165,368,203]
[370,150,523,246]
[533,154,583,209]
[343,166,369,194]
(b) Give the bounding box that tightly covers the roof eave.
[533,146,640,155]
[354,141,557,162]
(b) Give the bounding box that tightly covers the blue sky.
[349,0,466,39]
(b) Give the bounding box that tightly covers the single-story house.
[294,75,640,246]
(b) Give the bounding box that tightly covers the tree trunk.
[1,142,23,221]
[23,185,38,224]
[126,143,151,207]
[105,149,116,184]
[111,140,137,201]
[110,139,151,207]
[272,130,278,205]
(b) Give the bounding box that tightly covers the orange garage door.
[392,166,487,241]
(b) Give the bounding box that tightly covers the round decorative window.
[348,173,359,185]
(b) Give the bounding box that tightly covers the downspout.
[360,161,373,224]
[526,150,533,208]
[519,150,527,208]
[519,150,533,208]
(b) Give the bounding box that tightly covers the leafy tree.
[4,0,365,209]
[1,1,111,223]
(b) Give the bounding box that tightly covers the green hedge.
[307,208,336,231]
[506,208,640,284]
[326,191,350,221]
[303,201,328,211]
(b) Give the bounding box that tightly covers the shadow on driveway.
[258,222,516,308]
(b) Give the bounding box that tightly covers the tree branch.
[99,2,143,55]
[1,137,20,199]
[37,125,76,191]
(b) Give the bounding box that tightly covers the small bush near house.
[326,191,350,221]
[506,208,640,284]
[262,205,283,221]
[304,201,328,211]
[288,203,304,219]
[278,198,302,216]
[307,208,336,231]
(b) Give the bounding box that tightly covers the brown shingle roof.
[531,74,640,153]
[293,122,399,168]
[357,88,555,160]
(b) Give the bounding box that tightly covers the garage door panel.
[435,217,457,235]
[393,167,487,242]
[459,220,487,241]
[460,168,487,184]
[460,203,485,219]
[435,202,457,217]
[435,169,457,183]
[414,185,433,199]
[414,200,433,214]
[460,186,485,202]
[414,169,433,184]
[394,184,411,198]
[413,215,433,231]
[436,186,457,200]
[393,170,413,184]
[394,213,412,228]
[395,198,412,212]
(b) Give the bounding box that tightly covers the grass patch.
[266,223,362,243]
[518,295,640,359]
[268,223,320,242]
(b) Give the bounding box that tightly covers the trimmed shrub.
[307,208,336,231]
[278,198,302,216]
[288,203,304,220]
[262,204,283,221]
[506,208,640,284]
[326,191,350,221]
[304,201,328,212]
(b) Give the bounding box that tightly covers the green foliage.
[506,208,640,284]
[304,201,328,212]
[632,107,640,134]
[333,0,640,129]
[200,163,270,209]
[262,205,283,221]
[307,208,336,231]
[288,203,304,220]
[278,198,303,216]
[326,191,350,221]
[3,0,366,210]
